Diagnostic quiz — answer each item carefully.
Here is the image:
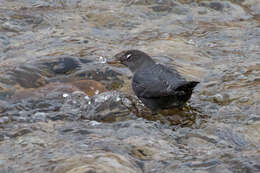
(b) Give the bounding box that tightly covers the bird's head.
[111,50,155,73]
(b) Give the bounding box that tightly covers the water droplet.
[84,95,90,100]
[89,121,101,126]
[95,94,109,102]
[187,39,195,45]
[122,98,132,107]
[63,93,69,98]
[99,56,107,64]
[116,96,121,102]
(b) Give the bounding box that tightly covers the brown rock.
[71,80,108,96]
[12,82,79,100]
[12,80,108,101]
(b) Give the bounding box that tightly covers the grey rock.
[83,91,134,122]
[2,22,23,32]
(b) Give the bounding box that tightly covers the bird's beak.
[107,59,121,65]
[107,51,125,65]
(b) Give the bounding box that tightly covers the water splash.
[62,93,69,98]
[84,95,90,100]
[95,90,100,95]
[99,56,107,64]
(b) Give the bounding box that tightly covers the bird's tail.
[176,81,199,92]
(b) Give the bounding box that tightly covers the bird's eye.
[126,54,132,60]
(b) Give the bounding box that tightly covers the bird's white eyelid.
[126,54,132,59]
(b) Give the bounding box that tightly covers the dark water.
[0,0,259,173]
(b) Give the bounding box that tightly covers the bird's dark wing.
[132,64,188,98]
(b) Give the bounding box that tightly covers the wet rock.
[33,112,47,121]
[124,0,174,6]
[3,84,132,123]
[0,100,8,113]
[214,127,249,149]
[0,56,102,92]
[125,135,177,161]
[239,97,249,103]
[216,104,243,120]
[42,56,81,75]
[5,64,47,88]
[164,166,194,173]
[31,0,81,9]
[0,34,10,51]
[151,2,189,15]
[9,13,46,29]
[4,85,71,122]
[83,91,135,122]
[12,82,78,100]
[226,157,260,173]
[199,1,225,11]
[70,80,108,96]
[31,0,61,8]
[1,21,23,32]
[10,116,28,123]
[171,5,190,15]
[212,93,230,105]
[21,90,134,122]
[185,159,221,169]
[74,65,124,90]
[56,90,90,120]
[15,134,47,148]
[209,2,224,11]
[196,0,251,21]
[151,5,172,12]
[174,130,219,153]
[0,88,13,100]
[0,134,4,141]
[4,56,123,93]
[242,0,260,15]
[0,167,16,173]
[8,128,32,138]
[246,115,260,125]
[53,153,142,173]
[113,119,165,139]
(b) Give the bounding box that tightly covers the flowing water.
[0,0,259,172]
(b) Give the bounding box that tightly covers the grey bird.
[111,50,199,113]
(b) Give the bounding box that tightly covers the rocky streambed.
[0,0,259,172]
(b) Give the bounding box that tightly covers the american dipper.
[111,50,199,113]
